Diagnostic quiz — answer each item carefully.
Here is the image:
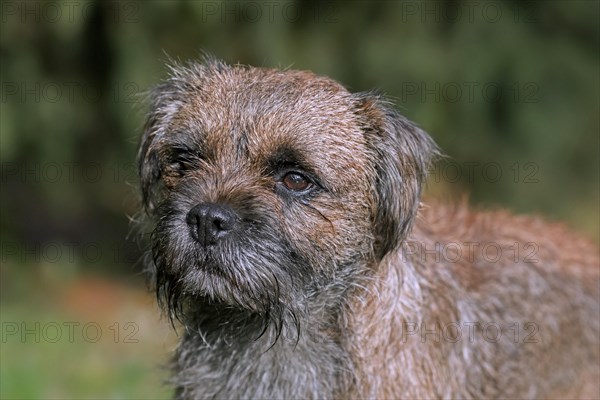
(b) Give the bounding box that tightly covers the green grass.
[1,277,176,400]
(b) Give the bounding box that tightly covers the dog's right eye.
[164,147,198,176]
[167,160,187,174]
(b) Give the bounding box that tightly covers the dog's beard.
[148,199,312,336]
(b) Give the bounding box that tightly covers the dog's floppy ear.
[138,82,181,213]
[355,93,438,258]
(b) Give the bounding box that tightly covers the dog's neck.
[171,285,356,399]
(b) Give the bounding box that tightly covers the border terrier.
[137,56,599,399]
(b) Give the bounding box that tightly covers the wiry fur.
[138,56,599,399]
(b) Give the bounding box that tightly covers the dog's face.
[138,58,436,321]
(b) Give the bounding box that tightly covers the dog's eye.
[168,160,186,173]
[281,172,312,192]
[165,157,190,176]
[165,147,198,176]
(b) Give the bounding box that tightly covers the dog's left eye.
[281,172,313,192]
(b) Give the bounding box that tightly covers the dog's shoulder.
[413,197,599,273]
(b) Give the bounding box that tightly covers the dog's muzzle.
[186,202,238,247]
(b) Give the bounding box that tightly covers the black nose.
[186,203,238,246]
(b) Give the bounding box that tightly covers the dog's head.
[138,57,437,322]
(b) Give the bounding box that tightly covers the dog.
[137,56,599,399]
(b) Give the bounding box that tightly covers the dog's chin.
[153,236,303,319]
[183,254,271,312]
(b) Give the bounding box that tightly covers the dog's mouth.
[157,236,282,307]
[191,249,247,292]
[149,199,312,316]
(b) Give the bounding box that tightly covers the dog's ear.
[138,82,180,213]
[355,93,438,258]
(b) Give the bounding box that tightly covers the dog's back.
[349,200,600,399]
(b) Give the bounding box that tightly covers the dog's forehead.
[176,66,371,179]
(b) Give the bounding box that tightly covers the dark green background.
[1,1,598,398]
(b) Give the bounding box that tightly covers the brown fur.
[138,57,600,399]
[348,200,600,398]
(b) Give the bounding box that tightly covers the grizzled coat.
[138,57,600,399]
